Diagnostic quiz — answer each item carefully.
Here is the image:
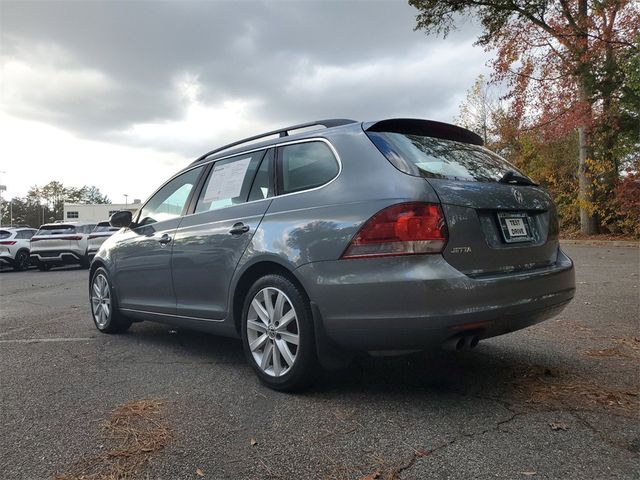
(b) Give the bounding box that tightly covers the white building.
[63,200,142,223]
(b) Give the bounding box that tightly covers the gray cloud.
[1,0,489,156]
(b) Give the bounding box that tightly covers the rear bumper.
[30,250,83,264]
[295,248,575,351]
[0,253,15,266]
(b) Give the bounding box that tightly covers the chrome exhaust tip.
[443,336,467,351]
[443,335,480,352]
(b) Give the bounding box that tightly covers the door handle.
[229,223,250,235]
[158,233,172,245]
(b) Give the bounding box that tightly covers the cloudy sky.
[1,0,491,203]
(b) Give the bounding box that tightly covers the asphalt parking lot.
[1,244,638,480]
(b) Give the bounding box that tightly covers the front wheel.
[90,267,131,333]
[241,274,318,391]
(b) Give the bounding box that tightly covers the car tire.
[90,267,132,334]
[80,252,90,269]
[241,274,319,391]
[37,262,52,271]
[13,251,31,271]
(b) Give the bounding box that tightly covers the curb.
[560,239,639,248]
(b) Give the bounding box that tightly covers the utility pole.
[0,184,6,228]
[124,194,129,207]
[0,170,6,228]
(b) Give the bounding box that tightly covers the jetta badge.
[512,187,524,204]
[451,246,472,254]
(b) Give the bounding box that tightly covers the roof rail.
[196,118,358,161]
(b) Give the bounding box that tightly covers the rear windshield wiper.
[499,170,538,186]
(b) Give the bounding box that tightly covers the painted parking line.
[0,327,29,338]
[0,337,96,344]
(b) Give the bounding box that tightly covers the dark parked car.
[90,118,575,390]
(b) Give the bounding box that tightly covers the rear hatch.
[31,224,79,254]
[365,119,559,276]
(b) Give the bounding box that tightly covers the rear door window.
[367,131,531,183]
[248,150,274,202]
[194,150,268,213]
[0,230,11,239]
[277,141,339,194]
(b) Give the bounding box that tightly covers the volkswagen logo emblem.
[512,188,524,204]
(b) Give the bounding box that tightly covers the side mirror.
[110,210,133,228]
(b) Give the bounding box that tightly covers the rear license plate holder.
[497,212,533,243]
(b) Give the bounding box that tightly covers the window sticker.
[203,157,252,203]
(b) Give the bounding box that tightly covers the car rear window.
[277,141,339,194]
[36,225,77,236]
[367,131,531,183]
[0,230,11,239]
[92,225,119,233]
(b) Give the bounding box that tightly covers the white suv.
[0,227,37,271]
[87,222,120,261]
[30,222,96,271]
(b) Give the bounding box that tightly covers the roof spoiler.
[195,118,358,162]
[363,118,484,146]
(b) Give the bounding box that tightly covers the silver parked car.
[90,118,575,390]
[31,222,96,270]
[87,222,120,261]
[0,227,37,271]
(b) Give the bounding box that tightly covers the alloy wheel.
[91,273,111,328]
[246,287,300,377]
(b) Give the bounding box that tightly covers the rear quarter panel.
[233,126,442,276]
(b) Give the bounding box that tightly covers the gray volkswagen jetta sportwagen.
[90,118,575,390]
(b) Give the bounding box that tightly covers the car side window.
[277,141,339,195]
[248,149,274,202]
[138,166,204,225]
[194,150,268,213]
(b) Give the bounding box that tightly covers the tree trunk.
[576,0,598,235]
[577,124,598,234]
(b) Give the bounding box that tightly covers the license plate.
[497,212,533,243]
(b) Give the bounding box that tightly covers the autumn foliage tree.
[410,0,640,235]
[455,74,500,144]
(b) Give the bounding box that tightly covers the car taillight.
[30,235,82,241]
[341,202,447,259]
[0,241,16,245]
